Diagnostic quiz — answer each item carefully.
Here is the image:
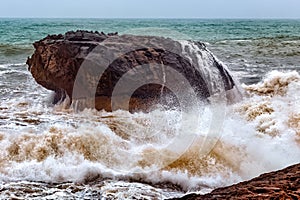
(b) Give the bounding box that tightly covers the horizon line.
[0,17,300,20]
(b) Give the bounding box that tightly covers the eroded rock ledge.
[27,30,235,112]
[172,163,300,200]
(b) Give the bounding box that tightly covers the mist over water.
[0,19,300,199]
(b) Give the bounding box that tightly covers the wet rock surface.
[27,30,235,111]
[172,163,300,200]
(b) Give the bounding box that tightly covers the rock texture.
[27,30,235,111]
[173,163,300,200]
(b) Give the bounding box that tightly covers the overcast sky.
[1,0,300,18]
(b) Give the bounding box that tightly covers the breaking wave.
[0,66,299,197]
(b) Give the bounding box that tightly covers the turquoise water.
[1,18,300,43]
[1,18,300,83]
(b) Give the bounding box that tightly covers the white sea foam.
[0,63,25,68]
[0,69,299,197]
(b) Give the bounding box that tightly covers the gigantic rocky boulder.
[172,163,300,200]
[27,30,235,112]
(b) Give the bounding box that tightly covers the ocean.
[0,18,300,199]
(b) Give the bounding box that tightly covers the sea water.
[0,18,300,199]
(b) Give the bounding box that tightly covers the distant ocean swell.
[0,44,33,57]
[1,35,300,56]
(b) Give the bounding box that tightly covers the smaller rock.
[171,163,300,200]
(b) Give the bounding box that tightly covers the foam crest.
[0,70,300,193]
[245,70,300,96]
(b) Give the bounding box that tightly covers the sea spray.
[0,62,299,196]
[0,72,298,189]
